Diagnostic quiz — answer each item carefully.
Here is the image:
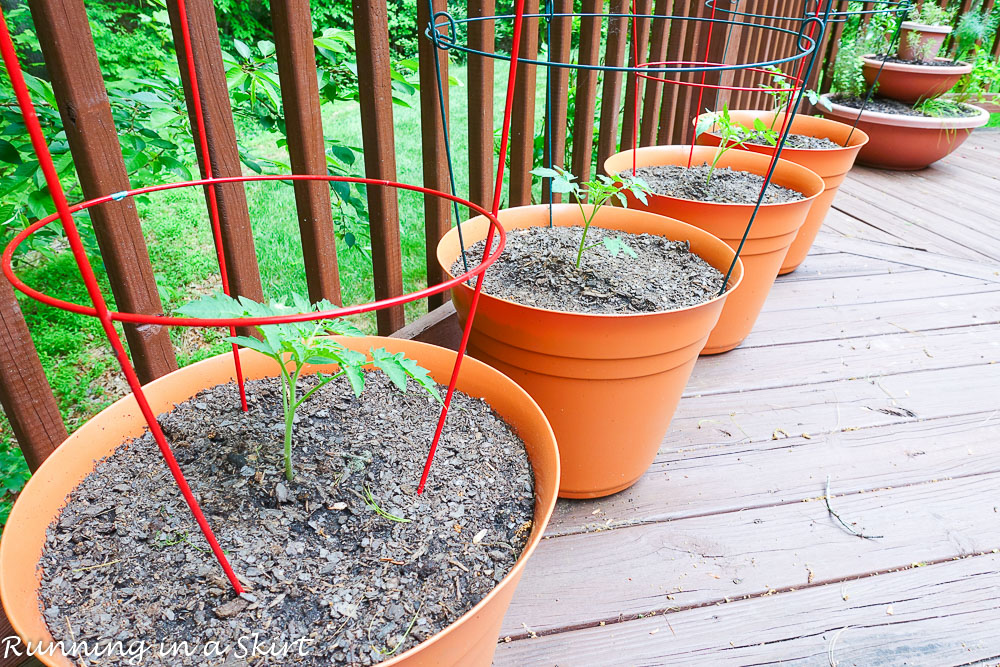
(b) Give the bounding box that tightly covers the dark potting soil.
[37,373,534,666]
[832,94,980,118]
[872,54,966,67]
[744,131,842,150]
[454,225,725,314]
[630,164,806,205]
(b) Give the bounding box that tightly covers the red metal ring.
[2,174,505,326]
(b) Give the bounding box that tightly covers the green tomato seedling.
[177,293,442,481]
[531,165,651,268]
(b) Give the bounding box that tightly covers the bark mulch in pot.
[631,164,806,205]
[741,131,841,150]
[38,373,533,666]
[454,225,725,314]
[872,54,967,67]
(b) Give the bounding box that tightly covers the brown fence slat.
[0,280,66,472]
[352,0,406,333]
[418,0,452,310]
[271,0,342,306]
[619,0,653,152]
[596,0,629,174]
[542,0,574,202]
[640,0,672,146]
[570,0,605,185]
[658,0,690,144]
[509,0,540,207]
[31,0,177,384]
[467,0,496,210]
[166,0,264,304]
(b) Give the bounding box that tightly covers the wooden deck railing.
[0,1,997,664]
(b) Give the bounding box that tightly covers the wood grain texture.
[31,0,177,383]
[352,0,406,333]
[541,0,573,203]
[570,0,605,188]
[639,0,671,146]
[166,0,264,304]
[502,472,1000,638]
[508,0,540,207]
[618,0,653,153]
[467,0,496,211]
[418,0,452,310]
[595,0,630,174]
[271,0,342,305]
[496,553,1000,664]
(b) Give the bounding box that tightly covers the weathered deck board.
[495,554,1000,665]
[494,130,1000,663]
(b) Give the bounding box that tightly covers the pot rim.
[605,145,825,208]
[861,54,972,73]
[819,94,990,129]
[693,109,870,153]
[437,203,745,321]
[0,337,560,667]
[900,21,953,33]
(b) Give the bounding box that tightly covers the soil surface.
[744,131,842,150]
[872,55,967,67]
[832,94,980,118]
[454,226,725,314]
[38,373,534,666]
[631,164,806,205]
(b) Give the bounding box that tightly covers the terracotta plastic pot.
[695,110,868,275]
[0,337,559,667]
[897,21,952,62]
[437,205,743,498]
[604,146,823,353]
[819,94,990,170]
[862,56,972,104]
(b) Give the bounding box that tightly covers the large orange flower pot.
[819,94,990,170]
[437,204,743,498]
[0,337,559,667]
[695,110,868,274]
[862,56,972,105]
[604,146,823,354]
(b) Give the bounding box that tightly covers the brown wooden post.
[166,0,264,304]
[542,0,573,203]
[570,0,605,187]
[30,0,177,384]
[658,0,691,144]
[0,280,66,472]
[620,0,653,153]
[639,0,671,146]
[468,0,496,210]
[352,0,406,333]
[271,0,343,306]
[509,0,540,207]
[596,0,630,174]
[418,0,451,310]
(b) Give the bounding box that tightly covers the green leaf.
[603,236,638,259]
[233,39,252,60]
[343,364,365,397]
[370,347,409,392]
[227,335,278,358]
[0,139,21,165]
[258,40,275,57]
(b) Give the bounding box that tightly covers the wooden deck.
[492,130,1000,665]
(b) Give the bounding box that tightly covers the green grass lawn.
[0,62,546,526]
[987,112,1000,128]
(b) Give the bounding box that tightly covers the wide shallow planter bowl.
[861,55,972,104]
[604,145,823,353]
[0,337,559,667]
[819,94,989,170]
[437,204,743,499]
[696,110,868,275]
[897,21,952,62]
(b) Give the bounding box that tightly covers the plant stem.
[279,361,296,482]
[574,199,604,268]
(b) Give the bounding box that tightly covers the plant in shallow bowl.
[436,172,743,498]
[0,294,560,667]
[898,3,955,62]
[604,126,824,354]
